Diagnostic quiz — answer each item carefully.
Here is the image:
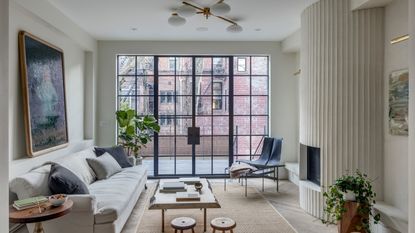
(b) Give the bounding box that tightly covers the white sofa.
[10,147,147,233]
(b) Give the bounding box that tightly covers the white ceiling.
[48,0,317,41]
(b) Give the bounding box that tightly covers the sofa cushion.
[49,164,90,195]
[87,153,122,180]
[94,146,133,168]
[10,165,52,200]
[88,166,146,224]
[57,149,97,185]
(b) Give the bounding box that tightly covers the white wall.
[408,0,415,231]
[383,0,409,214]
[8,0,97,178]
[96,41,299,167]
[0,0,9,231]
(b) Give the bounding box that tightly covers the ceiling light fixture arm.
[181,1,238,25]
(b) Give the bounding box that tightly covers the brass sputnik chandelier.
[168,0,243,33]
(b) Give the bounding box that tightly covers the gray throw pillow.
[94,146,133,168]
[86,153,123,180]
[48,164,89,195]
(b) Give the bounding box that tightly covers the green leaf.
[125,125,135,135]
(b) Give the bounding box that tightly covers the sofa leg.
[145,184,148,190]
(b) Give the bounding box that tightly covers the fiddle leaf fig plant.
[116,108,160,158]
[322,170,380,233]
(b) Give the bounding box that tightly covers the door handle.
[187,127,200,145]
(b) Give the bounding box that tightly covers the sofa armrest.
[68,194,97,213]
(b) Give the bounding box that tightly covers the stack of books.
[160,181,187,193]
[178,177,201,185]
[176,191,201,201]
[13,196,48,210]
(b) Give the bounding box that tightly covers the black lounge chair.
[226,137,285,196]
[256,137,283,168]
[236,137,274,167]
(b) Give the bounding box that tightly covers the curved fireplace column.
[299,0,385,218]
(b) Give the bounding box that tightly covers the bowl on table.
[194,182,203,192]
[49,194,67,207]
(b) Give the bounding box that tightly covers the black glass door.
[155,56,232,177]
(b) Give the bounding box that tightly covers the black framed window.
[117,55,270,176]
[233,56,269,161]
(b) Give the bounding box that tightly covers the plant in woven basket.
[322,170,380,233]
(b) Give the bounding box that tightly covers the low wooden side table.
[9,199,73,233]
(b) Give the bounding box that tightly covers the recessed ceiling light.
[254,28,262,32]
[196,27,208,32]
[131,27,138,31]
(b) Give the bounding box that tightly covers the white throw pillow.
[58,149,97,185]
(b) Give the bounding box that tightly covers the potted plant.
[116,108,160,165]
[322,171,380,233]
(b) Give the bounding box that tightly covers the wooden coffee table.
[149,179,221,232]
[9,199,73,233]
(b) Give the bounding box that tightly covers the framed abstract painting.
[18,31,68,157]
[389,69,409,136]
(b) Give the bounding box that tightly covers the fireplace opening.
[307,146,320,185]
[300,144,321,186]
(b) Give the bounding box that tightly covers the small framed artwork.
[18,31,68,157]
[389,69,409,136]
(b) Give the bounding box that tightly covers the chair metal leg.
[224,176,226,191]
[262,170,265,192]
[245,174,248,197]
[224,168,227,191]
[277,167,279,192]
[273,167,276,182]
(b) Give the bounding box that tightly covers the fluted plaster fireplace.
[299,0,384,218]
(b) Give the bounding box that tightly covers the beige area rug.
[122,181,297,233]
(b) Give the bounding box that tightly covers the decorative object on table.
[176,191,201,202]
[48,194,67,207]
[18,31,68,157]
[210,217,236,233]
[9,199,73,233]
[160,181,187,193]
[116,108,160,164]
[94,145,133,168]
[168,0,243,33]
[48,164,90,195]
[13,196,48,211]
[389,69,409,136]
[194,182,203,193]
[322,170,380,233]
[171,217,196,233]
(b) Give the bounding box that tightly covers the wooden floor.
[143,157,230,176]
